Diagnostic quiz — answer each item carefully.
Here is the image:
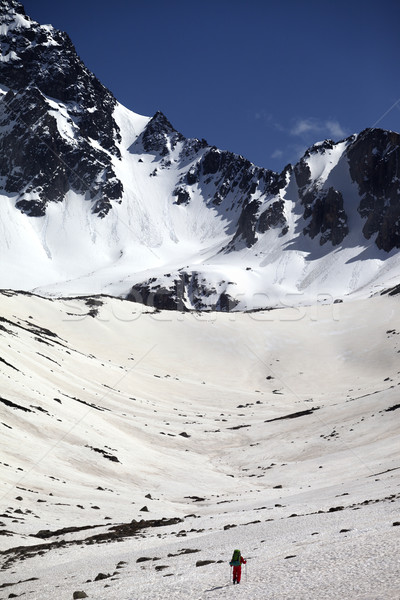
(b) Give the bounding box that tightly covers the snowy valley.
[1,290,399,599]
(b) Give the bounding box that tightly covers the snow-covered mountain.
[1,0,400,310]
[1,6,399,597]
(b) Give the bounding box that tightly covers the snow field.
[0,291,399,598]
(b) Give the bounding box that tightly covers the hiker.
[229,549,246,584]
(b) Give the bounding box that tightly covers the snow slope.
[0,291,399,598]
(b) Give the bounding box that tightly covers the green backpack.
[230,549,241,566]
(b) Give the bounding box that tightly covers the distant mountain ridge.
[1,0,400,310]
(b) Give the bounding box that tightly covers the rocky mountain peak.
[0,0,27,20]
[0,0,122,217]
[137,110,184,156]
[304,138,336,157]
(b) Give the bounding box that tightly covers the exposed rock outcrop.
[347,128,400,252]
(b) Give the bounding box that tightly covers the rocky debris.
[1,516,183,570]
[73,592,88,599]
[384,404,400,412]
[0,396,32,412]
[85,445,120,463]
[84,297,103,318]
[381,283,400,296]
[94,572,111,581]
[0,355,19,372]
[167,548,200,557]
[33,524,102,539]
[184,496,205,502]
[127,271,239,312]
[0,576,39,591]
[136,556,153,563]
[196,559,215,567]
[116,561,127,568]
[264,407,319,423]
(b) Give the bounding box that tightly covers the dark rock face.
[131,111,291,250]
[303,187,348,246]
[0,0,122,216]
[202,147,222,175]
[172,186,190,205]
[231,200,260,247]
[171,146,289,248]
[127,275,187,311]
[136,111,184,156]
[293,129,400,250]
[347,128,400,251]
[258,200,288,235]
[294,144,349,246]
[294,157,312,191]
[0,1,119,149]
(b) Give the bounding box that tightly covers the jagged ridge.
[0,0,121,216]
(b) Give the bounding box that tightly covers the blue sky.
[23,0,400,171]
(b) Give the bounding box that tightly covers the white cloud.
[271,149,284,159]
[325,120,347,138]
[290,119,320,136]
[290,118,347,140]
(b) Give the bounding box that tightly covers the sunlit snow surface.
[0,291,399,599]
